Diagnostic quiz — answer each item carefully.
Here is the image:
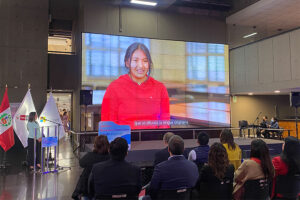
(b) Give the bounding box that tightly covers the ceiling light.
[248,93,253,95]
[274,90,280,93]
[130,0,157,6]
[243,32,257,38]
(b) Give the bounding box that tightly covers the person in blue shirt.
[27,112,42,170]
[269,117,279,138]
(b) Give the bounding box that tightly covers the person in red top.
[272,136,300,199]
[101,42,170,129]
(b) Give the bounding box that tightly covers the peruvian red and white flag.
[0,88,15,151]
[13,89,36,147]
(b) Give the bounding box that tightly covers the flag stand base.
[0,151,11,169]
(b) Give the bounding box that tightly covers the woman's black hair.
[28,112,36,122]
[280,136,300,174]
[124,42,153,75]
[250,139,274,178]
[220,129,236,150]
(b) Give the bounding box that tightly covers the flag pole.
[0,84,12,169]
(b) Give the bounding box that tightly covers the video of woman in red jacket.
[101,42,170,129]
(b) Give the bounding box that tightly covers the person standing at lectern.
[27,112,42,170]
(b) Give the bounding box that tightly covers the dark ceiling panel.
[173,0,232,11]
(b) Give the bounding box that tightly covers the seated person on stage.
[72,135,110,200]
[220,129,242,170]
[258,116,270,138]
[188,132,210,169]
[149,135,199,199]
[196,143,234,200]
[154,132,174,166]
[269,117,279,138]
[88,137,141,199]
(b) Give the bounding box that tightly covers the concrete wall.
[230,28,300,94]
[231,95,294,131]
[48,54,80,90]
[0,0,48,113]
[81,0,226,44]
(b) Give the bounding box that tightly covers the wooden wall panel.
[279,120,300,139]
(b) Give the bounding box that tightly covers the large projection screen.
[82,33,230,130]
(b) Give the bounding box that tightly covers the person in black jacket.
[149,135,199,199]
[72,135,110,200]
[196,142,234,200]
[89,137,141,199]
[153,132,174,166]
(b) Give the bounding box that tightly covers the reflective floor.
[0,137,82,200]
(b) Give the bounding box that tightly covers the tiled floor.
[0,137,82,200]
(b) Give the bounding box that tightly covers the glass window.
[187,43,226,82]
[83,33,150,78]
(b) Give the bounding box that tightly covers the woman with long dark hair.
[196,142,234,199]
[27,112,42,170]
[101,42,170,129]
[72,135,110,200]
[220,129,242,170]
[272,136,300,198]
[233,139,274,199]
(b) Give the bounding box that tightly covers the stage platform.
[85,138,283,167]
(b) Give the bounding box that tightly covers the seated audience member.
[154,132,174,166]
[188,132,210,169]
[269,117,279,138]
[220,129,242,170]
[89,137,141,199]
[196,143,234,200]
[233,139,274,199]
[149,135,199,199]
[272,136,300,199]
[72,135,110,200]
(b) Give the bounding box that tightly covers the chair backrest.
[95,194,138,200]
[275,174,300,199]
[156,188,191,200]
[244,178,270,200]
[197,177,233,200]
[94,185,140,200]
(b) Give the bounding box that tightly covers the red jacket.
[272,156,290,198]
[101,74,170,129]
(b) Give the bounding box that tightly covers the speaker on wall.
[80,90,93,105]
[290,92,300,107]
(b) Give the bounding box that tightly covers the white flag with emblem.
[12,89,36,147]
[39,93,65,139]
